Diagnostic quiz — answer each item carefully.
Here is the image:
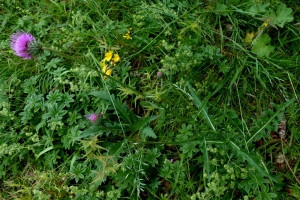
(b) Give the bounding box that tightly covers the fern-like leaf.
[247,98,294,144]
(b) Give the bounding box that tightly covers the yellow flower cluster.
[123,28,132,40]
[100,50,121,79]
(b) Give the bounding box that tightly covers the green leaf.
[45,58,61,70]
[215,3,227,16]
[230,141,277,182]
[180,141,198,157]
[267,3,294,28]
[61,93,74,107]
[248,3,269,16]
[132,116,159,132]
[185,82,216,132]
[203,139,210,182]
[89,91,111,101]
[42,103,67,120]
[145,148,161,167]
[141,126,157,138]
[46,90,63,104]
[70,163,86,183]
[76,125,105,140]
[252,33,274,57]
[247,98,294,144]
[36,146,54,159]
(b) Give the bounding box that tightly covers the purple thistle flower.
[157,71,162,77]
[10,32,35,59]
[84,113,99,123]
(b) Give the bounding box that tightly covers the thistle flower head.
[10,32,35,59]
[10,31,43,59]
[84,113,99,123]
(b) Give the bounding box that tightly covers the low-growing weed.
[1,0,300,199]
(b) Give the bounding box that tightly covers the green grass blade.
[186,82,216,132]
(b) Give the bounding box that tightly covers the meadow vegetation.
[0,0,300,199]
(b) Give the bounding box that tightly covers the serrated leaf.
[141,126,156,138]
[230,141,277,182]
[252,33,274,57]
[247,98,294,144]
[89,91,111,101]
[132,116,159,132]
[76,125,105,140]
[267,4,294,28]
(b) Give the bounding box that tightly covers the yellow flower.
[105,69,112,76]
[244,32,254,43]
[104,50,113,61]
[101,65,112,79]
[100,50,121,78]
[100,59,106,68]
[123,33,132,40]
[123,28,132,40]
[112,53,120,63]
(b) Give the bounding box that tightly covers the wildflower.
[244,32,254,43]
[102,65,112,78]
[10,31,36,59]
[123,33,132,40]
[157,71,162,77]
[100,50,121,78]
[100,59,106,68]
[112,53,120,63]
[123,28,132,40]
[84,113,99,123]
[104,50,113,61]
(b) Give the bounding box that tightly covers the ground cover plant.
[0,0,300,199]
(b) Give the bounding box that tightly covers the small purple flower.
[84,113,99,123]
[157,71,162,77]
[10,31,35,59]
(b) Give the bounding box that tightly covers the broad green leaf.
[267,4,294,28]
[252,33,274,57]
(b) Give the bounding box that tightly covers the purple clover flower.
[84,113,99,123]
[10,32,35,59]
[157,71,162,77]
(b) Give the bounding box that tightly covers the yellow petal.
[106,69,112,76]
[104,50,113,61]
[102,65,107,72]
[244,32,254,43]
[100,59,106,68]
[113,53,121,63]
[123,33,132,40]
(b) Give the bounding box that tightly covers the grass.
[0,0,300,199]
